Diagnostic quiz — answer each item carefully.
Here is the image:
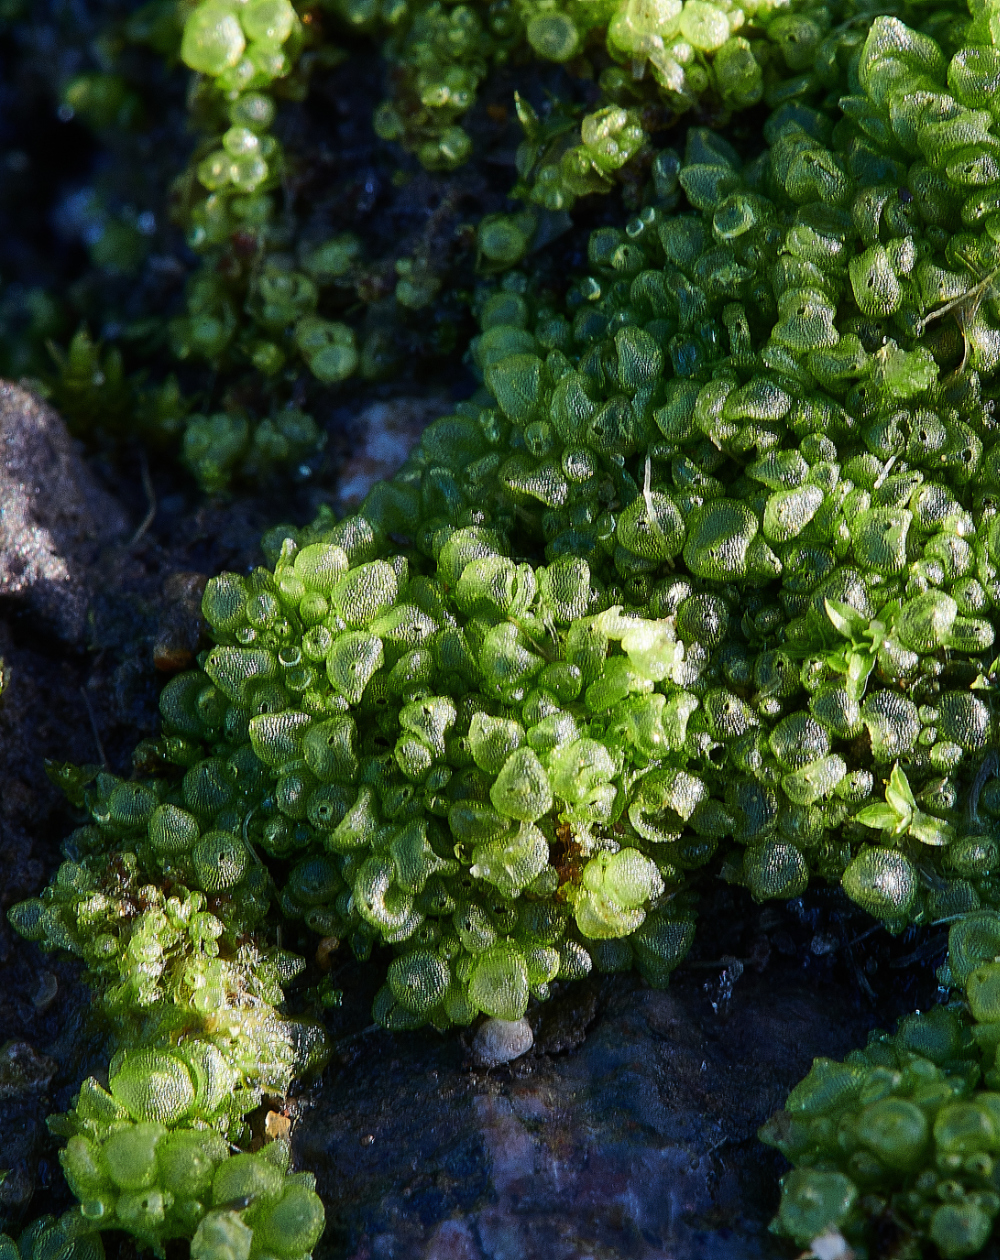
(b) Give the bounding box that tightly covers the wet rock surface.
[334,396,449,514]
[299,968,882,1260]
[0,1042,58,1223]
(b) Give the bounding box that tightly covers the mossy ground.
[0,526,957,1255]
[7,0,1000,1254]
[0,381,959,1251]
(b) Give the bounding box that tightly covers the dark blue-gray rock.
[0,1041,57,1225]
[0,382,127,641]
[296,969,878,1260]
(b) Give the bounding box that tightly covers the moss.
[760,913,1000,1257]
[17,0,1000,1252]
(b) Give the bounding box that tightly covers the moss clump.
[19,0,946,491]
[356,0,868,175]
[0,1136,324,1260]
[20,2,1000,1040]
[21,0,1000,1252]
[761,913,1000,1258]
[6,856,328,1259]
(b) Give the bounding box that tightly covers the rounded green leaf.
[182,3,246,75]
[842,847,917,919]
[468,944,530,1020]
[490,747,553,822]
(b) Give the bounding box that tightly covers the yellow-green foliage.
[0,1216,103,1260]
[56,1114,323,1260]
[23,0,1000,1252]
[8,830,328,1259]
[39,0,955,492]
[163,0,332,488]
[22,0,1000,1041]
[761,913,1000,1258]
[352,0,862,174]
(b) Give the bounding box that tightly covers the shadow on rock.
[297,969,875,1260]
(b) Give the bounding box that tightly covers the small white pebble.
[807,1232,853,1260]
[472,1017,533,1068]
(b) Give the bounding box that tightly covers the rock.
[297,969,883,1260]
[0,1102,47,1227]
[531,977,601,1056]
[471,1018,533,1068]
[0,1041,55,1099]
[0,383,127,640]
[335,396,448,512]
[0,1042,57,1230]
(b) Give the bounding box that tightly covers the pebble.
[471,1017,534,1068]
